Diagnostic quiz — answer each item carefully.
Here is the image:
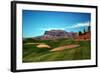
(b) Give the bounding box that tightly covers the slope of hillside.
[23,38,91,62]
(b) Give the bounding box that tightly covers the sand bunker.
[24,43,51,48]
[50,45,79,52]
[37,44,51,48]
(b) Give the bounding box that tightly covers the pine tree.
[84,28,86,34]
[79,31,82,35]
[88,26,90,32]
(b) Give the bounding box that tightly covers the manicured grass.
[23,38,91,63]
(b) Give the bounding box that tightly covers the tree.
[84,28,86,34]
[88,26,90,32]
[79,31,82,35]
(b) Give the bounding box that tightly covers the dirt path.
[50,45,79,52]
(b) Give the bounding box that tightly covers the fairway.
[23,38,91,63]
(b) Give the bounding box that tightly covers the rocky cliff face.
[39,30,77,40]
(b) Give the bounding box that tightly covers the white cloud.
[39,22,90,31]
[67,22,90,29]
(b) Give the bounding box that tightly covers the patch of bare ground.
[50,45,79,52]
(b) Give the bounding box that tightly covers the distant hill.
[33,30,77,40]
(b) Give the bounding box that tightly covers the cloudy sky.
[22,10,91,38]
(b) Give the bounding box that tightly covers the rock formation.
[39,30,77,40]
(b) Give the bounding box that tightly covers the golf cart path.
[50,44,79,52]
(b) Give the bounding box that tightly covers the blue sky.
[22,10,91,38]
